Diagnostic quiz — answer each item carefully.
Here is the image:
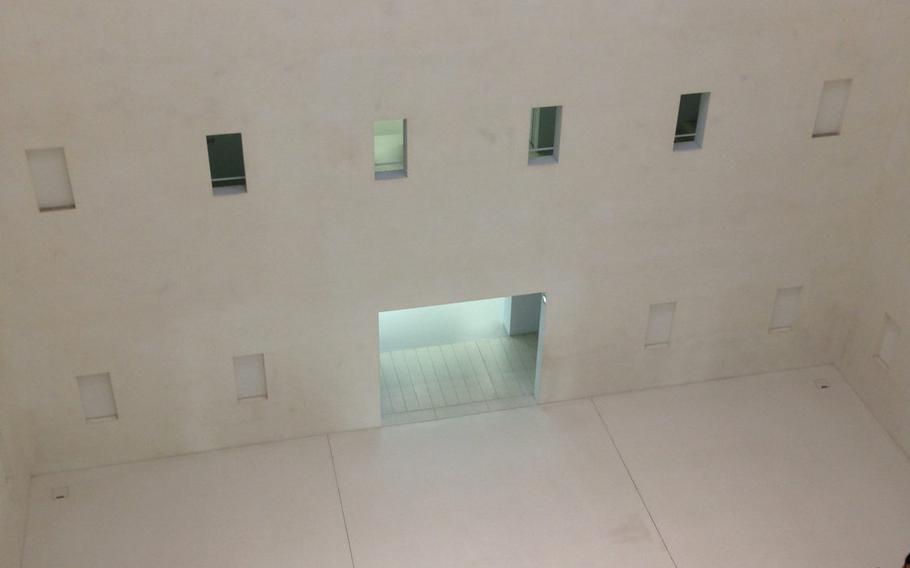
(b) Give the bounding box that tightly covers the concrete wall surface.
[1,1,909,487]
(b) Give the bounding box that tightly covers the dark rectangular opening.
[206,133,247,195]
[674,93,709,150]
[529,106,561,164]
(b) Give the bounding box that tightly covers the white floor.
[332,399,674,568]
[380,334,538,425]
[594,367,910,568]
[21,365,910,568]
[23,437,352,568]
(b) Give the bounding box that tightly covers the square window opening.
[812,79,852,138]
[206,133,247,195]
[374,119,407,180]
[769,286,803,332]
[76,372,118,422]
[529,106,561,165]
[234,353,268,401]
[673,92,710,151]
[645,302,677,348]
[27,147,76,212]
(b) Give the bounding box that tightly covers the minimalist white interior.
[594,367,910,568]
[812,79,852,137]
[23,438,353,568]
[17,367,910,568]
[378,297,508,352]
[837,54,910,477]
[233,353,268,400]
[75,373,118,422]
[4,1,904,480]
[769,286,802,331]
[875,314,901,369]
[25,148,75,212]
[3,2,910,567]
[378,295,542,424]
[645,302,676,347]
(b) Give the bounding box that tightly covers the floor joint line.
[590,398,680,568]
[326,435,357,568]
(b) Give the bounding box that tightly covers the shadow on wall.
[379,294,542,352]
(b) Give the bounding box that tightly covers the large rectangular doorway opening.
[378,293,546,425]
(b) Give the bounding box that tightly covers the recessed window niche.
[875,314,901,369]
[812,79,852,138]
[76,373,118,422]
[528,106,562,164]
[234,353,268,401]
[374,119,407,180]
[206,133,247,195]
[769,287,802,332]
[645,302,676,348]
[27,147,76,212]
[673,92,710,151]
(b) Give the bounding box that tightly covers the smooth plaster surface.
[2,0,909,477]
[838,75,910,457]
[4,1,910,563]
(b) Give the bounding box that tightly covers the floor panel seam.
[589,398,680,568]
[326,435,357,568]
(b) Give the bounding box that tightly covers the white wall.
[1,1,910,476]
[0,378,34,567]
[379,297,506,351]
[504,293,542,336]
[838,76,910,457]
